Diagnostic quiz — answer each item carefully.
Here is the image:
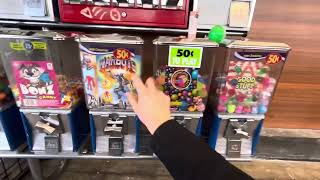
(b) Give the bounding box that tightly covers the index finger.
[132,76,146,95]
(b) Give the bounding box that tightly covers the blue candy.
[191,70,198,80]
[258,105,267,114]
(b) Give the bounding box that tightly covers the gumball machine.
[209,40,291,158]
[0,30,89,154]
[0,57,26,151]
[78,34,143,156]
[153,36,218,134]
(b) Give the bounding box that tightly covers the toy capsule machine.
[209,40,291,158]
[78,34,143,156]
[0,57,26,151]
[0,30,89,154]
[153,36,218,134]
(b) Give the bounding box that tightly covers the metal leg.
[27,159,43,180]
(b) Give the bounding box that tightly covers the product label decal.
[12,61,61,107]
[10,41,47,51]
[168,46,203,68]
[80,44,141,108]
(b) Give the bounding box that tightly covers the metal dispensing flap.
[79,33,143,44]
[153,36,219,47]
[228,40,291,51]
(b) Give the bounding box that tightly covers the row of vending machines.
[0,0,256,32]
[0,29,290,159]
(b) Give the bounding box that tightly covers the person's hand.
[127,76,171,134]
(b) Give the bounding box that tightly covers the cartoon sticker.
[12,61,61,108]
[80,44,141,108]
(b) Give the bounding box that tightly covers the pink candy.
[235,105,244,113]
[218,104,227,112]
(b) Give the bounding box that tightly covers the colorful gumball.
[196,103,206,112]
[228,89,236,96]
[235,105,244,114]
[220,95,228,103]
[191,70,198,79]
[191,89,197,96]
[243,106,251,113]
[235,66,242,73]
[258,105,267,114]
[188,105,196,112]
[237,93,246,102]
[251,106,258,114]
[218,104,227,112]
[180,101,189,111]
[171,94,178,101]
[192,80,197,85]
[227,104,236,113]
[182,90,188,96]
[230,79,238,86]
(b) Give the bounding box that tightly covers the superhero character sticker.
[80,44,141,109]
[12,61,61,108]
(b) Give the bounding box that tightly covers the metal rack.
[0,20,250,179]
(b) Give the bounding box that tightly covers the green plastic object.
[208,25,226,43]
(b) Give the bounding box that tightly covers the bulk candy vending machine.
[0,56,26,151]
[78,34,143,156]
[0,30,89,154]
[153,36,218,136]
[209,40,291,158]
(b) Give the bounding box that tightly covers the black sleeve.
[151,120,254,180]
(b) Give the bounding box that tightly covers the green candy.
[192,89,198,96]
[235,66,242,73]
[208,25,226,43]
[227,104,236,113]
[171,94,179,101]
[159,85,164,91]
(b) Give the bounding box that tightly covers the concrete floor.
[22,159,320,180]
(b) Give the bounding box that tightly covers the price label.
[168,46,203,68]
[266,53,281,64]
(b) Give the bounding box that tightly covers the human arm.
[127,76,253,180]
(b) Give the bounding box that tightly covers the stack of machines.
[78,34,143,156]
[0,30,90,154]
[208,40,291,158]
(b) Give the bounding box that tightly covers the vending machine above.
[0,0,58,22]
[59,0,190,28]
